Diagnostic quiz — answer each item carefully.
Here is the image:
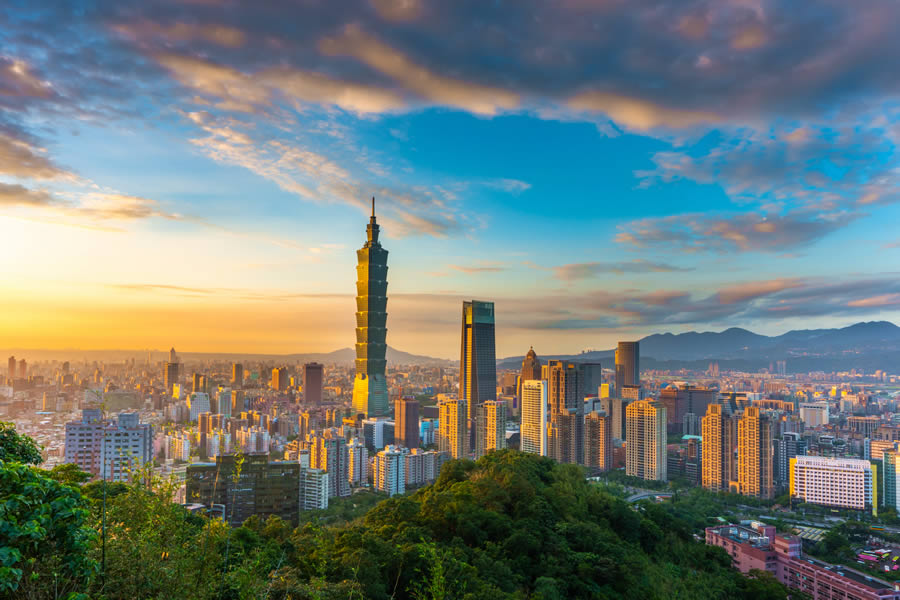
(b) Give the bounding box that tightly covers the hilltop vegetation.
[0,422,789,599]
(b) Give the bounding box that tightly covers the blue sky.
[2,0,900,357]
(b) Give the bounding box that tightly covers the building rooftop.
[805,556,897,593]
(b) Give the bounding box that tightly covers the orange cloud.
[567,91,719,130]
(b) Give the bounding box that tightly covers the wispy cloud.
[552,260,692,281]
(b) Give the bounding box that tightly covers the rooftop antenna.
[372,196,375,218]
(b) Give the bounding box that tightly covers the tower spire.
[371,196,375,218]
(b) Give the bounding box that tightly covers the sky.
[2,0,900,359]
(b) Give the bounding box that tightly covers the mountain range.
[497,321,900,373]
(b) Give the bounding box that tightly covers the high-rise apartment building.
[883,449,900,511]
[437,396,467,459]
[737,407,774,499]
[460,300,497,428]
[303,362,324,405]
[600,396,627,441]
[17,359,26,379]
[231,363,243,388]
[545,360,584,465]
[353,199,390,417]
[790,456,875,512]
[271,367,288,391]
[187,392,210,422]
[520,380,548,456]
[299,467,329,510]
[310,429,351,498]
[347,438,369,486]
[7,356,15,382]
[395,397,420,449]
[625,400,667,481]
[702,404,735,492]
[615,341,639,398]
[584,411,612,472]
[64,409,152,482]
[374,445,406,496]
[474,399,507,458]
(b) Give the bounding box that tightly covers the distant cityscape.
[5,208,900,599]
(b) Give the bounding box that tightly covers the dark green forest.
[0,422,790,599]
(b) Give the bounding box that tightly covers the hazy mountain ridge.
[497,321,900,372]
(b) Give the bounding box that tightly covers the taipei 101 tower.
[352,198,389,417]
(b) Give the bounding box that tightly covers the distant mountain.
[498,321,900,372]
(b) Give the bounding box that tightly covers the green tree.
[0,422,42,465]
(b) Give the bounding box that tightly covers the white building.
[65,410,153,482]
[374,445,405,496]
[790,456,874,512]
[520,380,548,456]
[799,402,830,428]
[299,467,329,510]
[347,438,369,486]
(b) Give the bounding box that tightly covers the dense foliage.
[0,422,791,599]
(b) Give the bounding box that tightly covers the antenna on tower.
[371,196,375,217]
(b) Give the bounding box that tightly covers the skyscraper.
[374,445,406,496]
[738,406,774,499]
[474,399,507,458]
[520,380,548,456]
[395,397,420,449]
[353,198,390,417]
[701,404,735,492]
[625,399,667,481]
[545,360,584,464]
[615,341,639,398]
[17,359,26,379]
[460,300,497,425]
[437,396,467,459]
[231,363,243,388]
[271,367,288,391]
[580,362,604,397]
[310,429,351,498]
[7,356,15,382]
[164,362,179,396]
[518,347,542,401]
[584,411,612,472]
[303,362,324,405]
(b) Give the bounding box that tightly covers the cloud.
[553,260,691,281]
[0,132,68,179]
[616,211,856,253]
[0,182,56,207]
[449,263,507,274]
[568,92,720,131]
[370,0,423,22]
[0,57,54,98]
[319,24,519,115]
[115,21,247,48]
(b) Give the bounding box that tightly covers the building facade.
[437,396,468,459]
[625,399,667,481]
[737,407,774,499]
[520,380,548,456]
[790,456,876,512]
[702,403,735,492]
[615,341,639,398]
[584,411,612,472]
[460,300,497,428]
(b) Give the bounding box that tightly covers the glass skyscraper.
[352,199,389,417]
[615,341,640,397]
[460,300,497,422]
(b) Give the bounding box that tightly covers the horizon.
[4,2,900,357]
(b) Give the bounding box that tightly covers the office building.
[584,411,612,472]
[737,407,774,499]
[7,356,15,382]
[702,404,735,492]
[437,396,467,459]
[518,347,542,402]
[374,445,406,496]
[164,362,179,396]
[600,396,627,441]
[362,418,394,450]
[17,359,26,379]
[520,380,548,456]
[395,397,420,449]
[790,456,876,512]
[192,372,203,393]
[352,198,390,417]
[660,385,717,434]
[685,436,703,484]
[706,522,900,600]
[231,363,243,388]
[474,399,507,458]
[299,467,329,510]
[774,432,806,488]
[625,400,667,481]
[271,367,288,391]
[615,341,639,398]
[186,454,300,525]
[579,362,604,398]
[310,430,350,498]
[303,362,324,405]
[460,300,497,443]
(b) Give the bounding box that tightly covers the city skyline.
[3,2,900,357]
